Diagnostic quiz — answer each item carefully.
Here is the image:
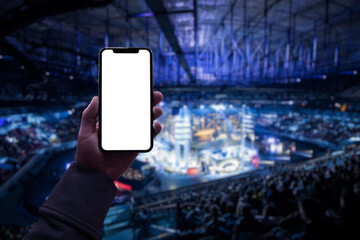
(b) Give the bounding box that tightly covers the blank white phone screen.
[101,49,151,151]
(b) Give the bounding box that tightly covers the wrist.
[104,169,120,181]
[75,161,116,183]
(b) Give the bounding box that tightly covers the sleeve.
[23,161,118,240]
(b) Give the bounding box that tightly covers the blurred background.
[0,0,360,239]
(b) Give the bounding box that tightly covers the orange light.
[187,168,199,175]
[341,104,346,112]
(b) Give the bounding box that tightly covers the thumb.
[80,96,99,133]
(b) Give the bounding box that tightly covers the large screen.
[100,48,152,151]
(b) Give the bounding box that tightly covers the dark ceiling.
[0,0,359,98]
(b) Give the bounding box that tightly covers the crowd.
[132,147,359,240]
[0,126,50,185]
[0,107,82,185]
[2,147,358,240]
[255,112,360,144]
[54,109,82,142]
[1,92,360,239]
[0,225,31,240]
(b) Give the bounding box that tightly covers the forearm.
[24,161,117,240]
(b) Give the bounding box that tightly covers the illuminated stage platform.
[110,102,262,195]
[134,103,259,178]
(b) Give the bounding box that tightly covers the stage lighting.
[270,144,277,153]
[267,137,275,144]
[211,104,225,111]
[350,136,360,142]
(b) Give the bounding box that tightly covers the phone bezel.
[98,47,154,152]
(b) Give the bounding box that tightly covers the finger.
[153,106,162,121]
[153,122,162,138]
[153,91,163,107]
[81,96,99,133]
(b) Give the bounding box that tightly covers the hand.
[76,91,163,181]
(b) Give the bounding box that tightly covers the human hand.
[76,92,163,181]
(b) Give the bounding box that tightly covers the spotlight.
[69,75,74,80]
[296,78,301,82]
[354,70,358,75]
[211,104,225,111]
[322,75,327,79]
[270,144,277,153]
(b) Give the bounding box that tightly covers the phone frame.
[98,47,154,152]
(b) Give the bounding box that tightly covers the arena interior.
[0,0,360,239]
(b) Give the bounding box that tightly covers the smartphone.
[99,47,153,152]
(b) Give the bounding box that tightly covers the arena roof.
[0,0,359,91]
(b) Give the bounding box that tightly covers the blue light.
[130,12,154,18]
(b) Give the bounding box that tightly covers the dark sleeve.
[23,161,118,240]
